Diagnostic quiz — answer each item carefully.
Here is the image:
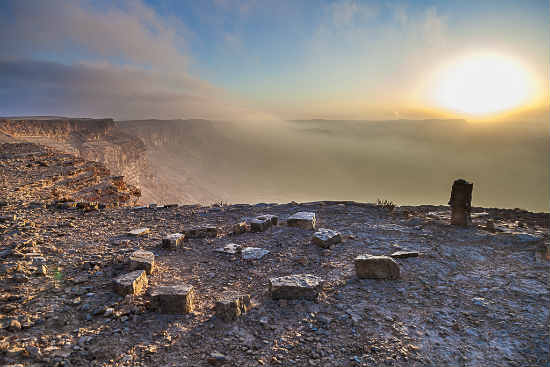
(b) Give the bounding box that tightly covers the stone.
[311,228,342,248]
[215,293,251,322]
[128,227,150,236]
[208,351,230,366]
[269,274,323,300]
[485,219,496,232]
[448,179,473,226]
[215,243,242,254]
[232,221,249,235]
[129,250,155,274]
[113,270,148,296]
[390,251,419,258]
[8,319,21,331]
[241,247,270,260]
[250,214,278,232]
[287,212,316,230]
[184,225,218,239]
[151,284,195,314]
[0,214,16,223]
[513,233,542,243]
[355,254,400,279]
[162,233,185,248]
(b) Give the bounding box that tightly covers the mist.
[118,118,549,212]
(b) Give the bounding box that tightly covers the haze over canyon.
[1,117,547,212]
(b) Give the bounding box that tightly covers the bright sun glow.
[433,53,533,116]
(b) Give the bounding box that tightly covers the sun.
[432,52,533,116]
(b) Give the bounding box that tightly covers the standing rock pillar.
[448,179,473,226]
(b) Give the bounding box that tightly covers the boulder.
[184,225,218,239]
[311,228,342,248]
[162,233,185,248]
[355,254,400,279]
[269,274,323,300]
[127,228,150,236]
[215,293,251,322]
[129,250,155,274]
[113,270,148,296]
[250,214,278,232]
[241,247,270,260]
[150,284,195,314]
[287,212,316,230]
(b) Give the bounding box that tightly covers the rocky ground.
[1,143,549,367]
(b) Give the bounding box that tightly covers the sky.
[0,0,548,121]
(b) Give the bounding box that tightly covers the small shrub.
[376,198,395,212]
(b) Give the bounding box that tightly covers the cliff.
[0,142,140,207]
[0,118,152,203]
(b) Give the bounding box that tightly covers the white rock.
[241,247,270,260]
[287,212,316,230]
[216,243,242,254]
[311,228,341,248]
[128,228,150,236]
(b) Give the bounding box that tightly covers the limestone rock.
[215,293,251,322]
[151,284,195,314]
[355,254,400,279]
[269,274,323,300]
[241,247,270,260]
[311,228,342,248]
[129,250,155,274]
[113,270,148,296]
[162,233,185,248]
[287,212,316,230]
[128,227,150,236]
[215,243,242,254]
[184,225,218,239]
[207,352,230,366]
[232,222,249,235]
[390,251,419,259]
[250,214,278,232]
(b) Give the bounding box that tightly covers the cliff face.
[0,142,141,206]
[0,118,152,203]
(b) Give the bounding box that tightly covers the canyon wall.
[0,118,154,204]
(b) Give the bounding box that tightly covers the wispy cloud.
[0,0,269,120]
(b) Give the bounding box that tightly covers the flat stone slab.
[390,251,419,259]
[287,212,316,230]
[129,250,155,274]
[311,228,342,248]
[355,254,400,279]
[215,293,251,322]
[269,274,323,300]
[113,270,148,296]
[128,228,150,236]
[215,243,242,254]
[151,284,195,314]
[184,225,218,239]
[250,214,278,232]
[241,247,270,260]
[162,233,185,248]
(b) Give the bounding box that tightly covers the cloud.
[0,0,270,120]
[0,59,272,121]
